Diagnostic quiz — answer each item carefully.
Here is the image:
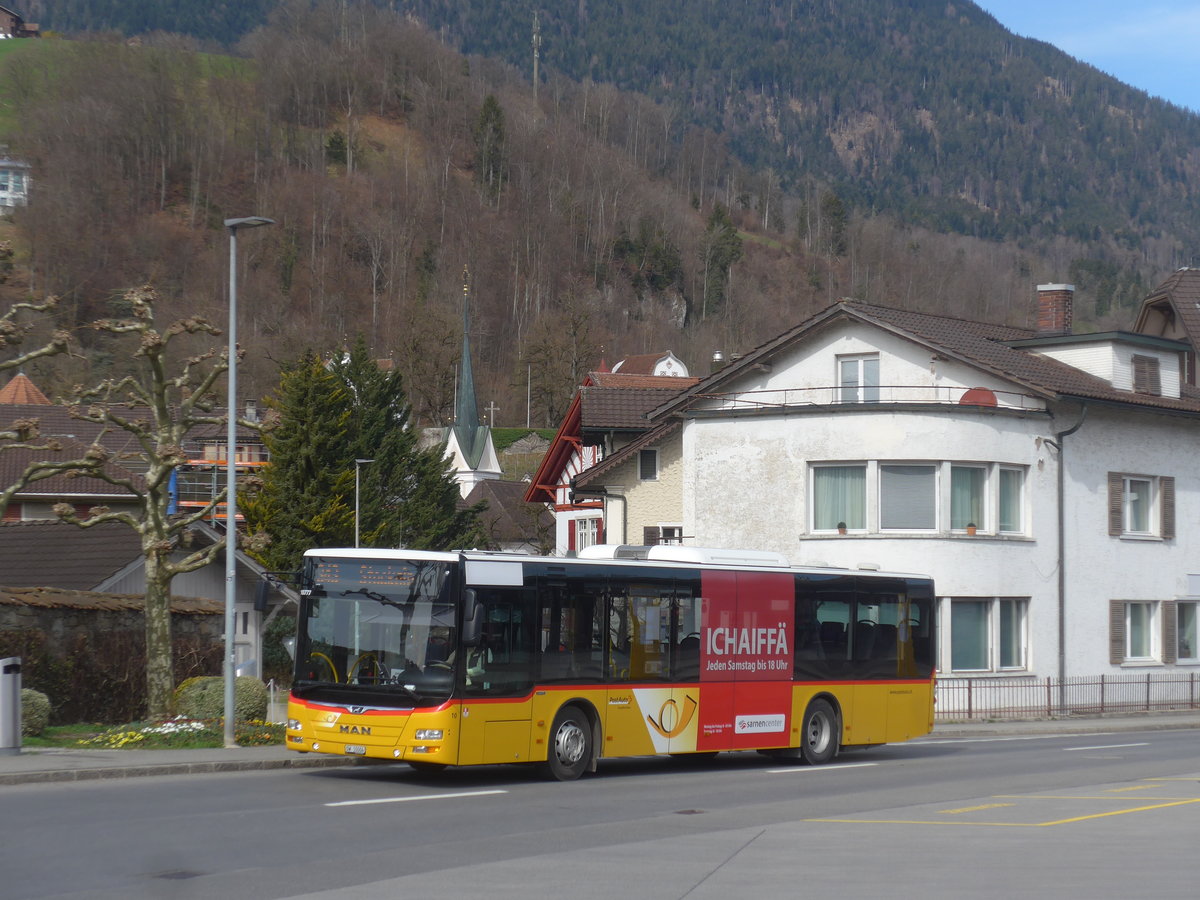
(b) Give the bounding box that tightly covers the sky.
[976,1,1200,113]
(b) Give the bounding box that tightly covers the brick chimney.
[1036,283,1074,334]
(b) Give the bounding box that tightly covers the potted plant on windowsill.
[966,522,977,536]
[837,521,847,535]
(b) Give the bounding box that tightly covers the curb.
[0,754,355,786]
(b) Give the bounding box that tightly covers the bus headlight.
[413,729,443,740]
[287,719,303,730]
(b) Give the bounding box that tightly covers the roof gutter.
[569,483,626,545]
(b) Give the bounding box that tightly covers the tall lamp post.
[355,458,375,548]
[223,215,274,749]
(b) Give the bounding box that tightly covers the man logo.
[350,706,366,714]
[339,725,371,735]
[645,695,698,738]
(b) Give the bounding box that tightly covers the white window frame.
[949,464,987,532]
[1109,472,1174,540]
[1125,601,1157,661]
[942,597,1029,674]
[837,353,880,403]
[811,463,867,532]
[575,517,601,551]
[810,460,1028,536]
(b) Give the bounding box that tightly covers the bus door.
[458,587,537,766]
[605,581,675,757]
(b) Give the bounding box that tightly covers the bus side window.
[464,588,536,697]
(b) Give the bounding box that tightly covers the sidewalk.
[2,710,1198,786]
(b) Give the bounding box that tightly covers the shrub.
[172,676,268,721]
[20,688,51,736]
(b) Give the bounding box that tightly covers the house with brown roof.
[525,362,698,554]
[562,277,1200,702]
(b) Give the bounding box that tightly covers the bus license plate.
[345,744,366,755]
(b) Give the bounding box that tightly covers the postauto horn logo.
[645,694,698,738]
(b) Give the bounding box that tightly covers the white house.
[560,276,1200,704]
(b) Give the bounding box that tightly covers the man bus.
[285,543,935,780]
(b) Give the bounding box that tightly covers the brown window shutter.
[1109,600,1126,664]
[1107,473,1124,535]
[1132,354,1162,395]
[643,526,662,545]
[1160,476,1175,540]
[1162,601,1178,665]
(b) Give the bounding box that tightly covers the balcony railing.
[936,673,1200,721]
[694,384,1044,412]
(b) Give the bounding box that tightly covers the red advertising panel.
[694,570,794,751]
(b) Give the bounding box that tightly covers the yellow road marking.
[938,803,1015,814]
[809,798,1200,828]
[1104,785,1158,793]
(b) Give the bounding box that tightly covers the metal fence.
[935,673,1200,720]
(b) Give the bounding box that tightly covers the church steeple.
[444,266,501,497]
[453,267,483,464]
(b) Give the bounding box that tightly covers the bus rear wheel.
[542,707,591,781]
[800,698,839,765]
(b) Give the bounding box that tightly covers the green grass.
[24,718,285,750]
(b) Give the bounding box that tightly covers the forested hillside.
[0,1,1192,428]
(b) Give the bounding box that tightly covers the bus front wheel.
[542,706,591,781]
[800,698,839,765]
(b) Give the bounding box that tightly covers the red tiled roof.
[0,373,51,405]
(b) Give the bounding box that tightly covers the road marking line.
[938,803,1015,814]
[765,762,878,774]
[1036,798,1200,826]
[326,789,507,807]
[1062,742,1149,752]
[1104,785,1158,793]
[810,798,1200,828]
[918,734,1115,745]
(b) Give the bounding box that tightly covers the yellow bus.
[285,544,936,780]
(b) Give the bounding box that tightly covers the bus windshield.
[293,556,457,706]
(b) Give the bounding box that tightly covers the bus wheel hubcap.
[555,722,586,764]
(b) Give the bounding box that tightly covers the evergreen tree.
[245,341,484,575]
[243,351,355,575]
[699,203,743,319]
[331,339,484,552]
[473,94,507,201]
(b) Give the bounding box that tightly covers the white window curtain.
[999,468,1023,532]
[950,466,985,530]
[814,465,865,529]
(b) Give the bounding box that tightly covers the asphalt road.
[3,728,1198,899]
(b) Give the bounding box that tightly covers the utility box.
[0,657,20,755]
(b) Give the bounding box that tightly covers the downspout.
[1042,401,1087,709]
[569,484,628,545]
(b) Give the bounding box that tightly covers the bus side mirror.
[462,589,483,646]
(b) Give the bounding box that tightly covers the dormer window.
[1131,354,1161,395]
[838,354,879,403]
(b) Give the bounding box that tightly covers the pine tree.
[243,351,355,575]
[245,340,484,575]
[333,339,484,552]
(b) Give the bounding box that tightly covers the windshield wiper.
[340,588,407,610]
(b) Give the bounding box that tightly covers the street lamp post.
[355,458,375,548]
[223,216,274,749]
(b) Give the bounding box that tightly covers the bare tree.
[51,285,243,720]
